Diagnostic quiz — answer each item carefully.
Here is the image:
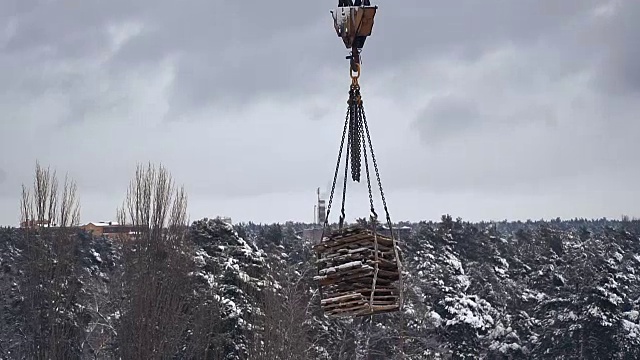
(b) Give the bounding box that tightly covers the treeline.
[1,162,640,359]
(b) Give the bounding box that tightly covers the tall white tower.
[317,187,326,224]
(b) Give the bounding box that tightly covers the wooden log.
[375,268,400,279]
[313,226,396,250]
[319,250,376,262]
[320,293,363,305]
[322,299,369,311]
[320,277,398,291]
[315,264,373,280]
[322,296,401,317]
[371,304,400,312]
[317,236,394,251]
[328,226,392,241]
[325,293,398,301]
[321,233,394,249]
[319,270,375,286]
[314,240,395,259]
[370,300,399,306]
[322,298,368,310]
[314,239,394,254]
[369,295,398,300]
[322,297,398,308]
[314,225,402,318]
[317,269,374,283]
[318,260,368,275]
[323,287,398,299]
[325,295,398,303]
[322,247,371,258]
[317,252,398,270]
[331,227,392,241]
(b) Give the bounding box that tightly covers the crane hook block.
[331,4,378,50]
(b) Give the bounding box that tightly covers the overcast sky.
[1,0,638,226]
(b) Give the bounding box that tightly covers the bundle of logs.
[312,224,401,317]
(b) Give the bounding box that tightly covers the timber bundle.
[312,225,401,317]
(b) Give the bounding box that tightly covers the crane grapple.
[331,3,378,73]
[331,5,377,50]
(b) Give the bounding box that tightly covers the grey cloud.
[0,161,31,198]
[412,95,480,144]
[403,1,640,151]
[363,1,602,69]
[1,0,343,123]
[1,1,640,225]
[410,92,559,149]
[307,105,332,122]
[592,1,640,95]
[2,1,120,57]
[1,0,609,127]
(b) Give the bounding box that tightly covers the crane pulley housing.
[331,1,378,72]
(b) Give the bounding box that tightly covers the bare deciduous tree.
[116,162,187,243]
[17,161,84,359]
[80,271,121,359]
[253,263,314,360]
[114,162,194,359]
[20,161,80,228]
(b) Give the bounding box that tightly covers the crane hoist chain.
[349,84,362,183]
[322,67,393,237]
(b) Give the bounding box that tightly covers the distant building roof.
[85,221,120,227]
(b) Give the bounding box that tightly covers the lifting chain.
[362,105,392,228]
[349,85,362,183]
[321,63,393,238]
[349,64,363,183]
[319,61,405,315]
[322,106,350,238]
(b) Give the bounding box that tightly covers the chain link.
[359,104,376,219]
[340,122,351,229]
[322,106,351,237]
[361,101,392,227]
[349,85,362,183]
[325,82,392,229]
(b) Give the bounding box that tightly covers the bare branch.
[115,162,192,358]
[118,162,188,242]
[20,161,81,228]
[47,169,58,226]
[33,161,50,223]
[16,160,85,358]
[58,173,80,228]
[20,184,33,225]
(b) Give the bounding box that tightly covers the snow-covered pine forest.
[3,162,640,359]
[2,216,640,359]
